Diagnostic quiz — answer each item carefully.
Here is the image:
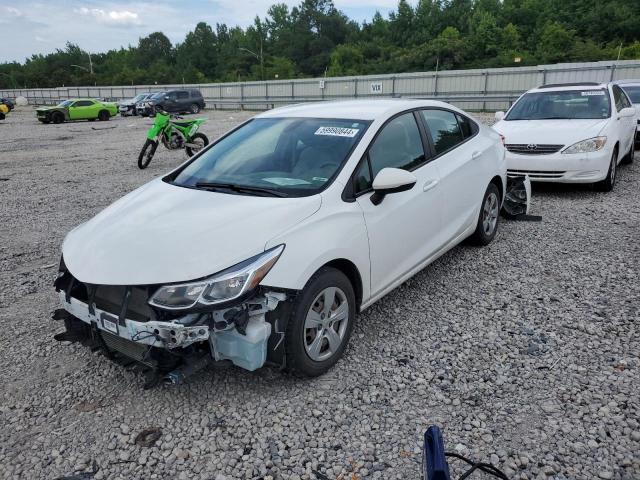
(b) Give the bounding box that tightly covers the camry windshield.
[506,90,611,120]
[171,117,370,197]
[621,86,640,104]
[57,100,73,107]
[133,94,146,102]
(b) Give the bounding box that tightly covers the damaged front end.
[53,247,292,387]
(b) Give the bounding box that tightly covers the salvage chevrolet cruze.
[492,82,636,191]
[54,99,506,383]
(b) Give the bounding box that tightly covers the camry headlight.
[562,137,607,154]
[149,245,284,310]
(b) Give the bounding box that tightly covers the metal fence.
[2,60,640,112]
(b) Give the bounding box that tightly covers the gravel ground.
[0,106,638,480]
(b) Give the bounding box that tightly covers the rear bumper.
[506,148,611,183]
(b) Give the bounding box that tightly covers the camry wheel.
[596,149,617,192]
[469,182,500,245]
[285,267,355,377]
[190,103,200,114]
[621,140,634,165]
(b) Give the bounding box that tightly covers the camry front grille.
[506,144,564,155]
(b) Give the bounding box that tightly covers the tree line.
[1,0,639,89]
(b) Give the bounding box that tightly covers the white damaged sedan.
[54,99,506,383]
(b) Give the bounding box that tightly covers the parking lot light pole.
[239,47,264,81]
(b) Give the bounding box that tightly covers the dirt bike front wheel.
[185,133,209,157]
[138,139,158,169]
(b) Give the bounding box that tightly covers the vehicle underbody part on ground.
[501,175,541,221]
[53,263,290,387]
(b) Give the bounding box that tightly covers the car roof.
[613,79,640,86]
[256,99,461,120]
[527,83,609,94]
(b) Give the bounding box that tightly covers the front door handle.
[472,151,482,160]
[423,179,439,192]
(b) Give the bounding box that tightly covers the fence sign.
[319,80,325,90]
[370,81,383,94]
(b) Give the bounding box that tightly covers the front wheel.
[98,110,110,121]
[189,103,200,114]
[285,267,355,377]
[138,139,158,169]
[595,150,618,192]
[185,133,208,157]
[468,183,501,246]
[621,140,634,165]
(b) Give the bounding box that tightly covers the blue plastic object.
[423,425,451,480]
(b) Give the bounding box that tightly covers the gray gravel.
[0,106,639,480]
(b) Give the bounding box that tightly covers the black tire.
[98,110,110,121]
[189,103,200,114]
[468,182,501,246]
[595,149,618,192]
[138,139,158,169]
[52,112,64,124]
[285,267,356,377]
[0,112,5,120]
[621,140,634,165]
[185,133,209,157]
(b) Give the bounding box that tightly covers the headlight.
[148,245,284,310]
[562,137,607,154]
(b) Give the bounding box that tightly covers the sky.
[0,0,417,63]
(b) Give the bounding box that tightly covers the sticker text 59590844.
[314,126,360,138]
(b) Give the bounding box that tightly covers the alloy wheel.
[304,287,350,362]
[482,191,499,236]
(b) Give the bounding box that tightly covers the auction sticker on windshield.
[314,126,360,137]
[581,91,605,96]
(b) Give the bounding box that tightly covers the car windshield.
[171,117,370,197]
[57,100,73,107]
[506,90,611,120]
[621,85,640,104]
[150,92,165,100]
[133,94,146,102]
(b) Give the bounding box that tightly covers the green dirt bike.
[138,110,209,169]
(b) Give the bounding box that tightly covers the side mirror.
[494,111,505,121]
[370,168,417,205]
[619,107,636,118]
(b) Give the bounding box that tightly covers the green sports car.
[36,98,118,124]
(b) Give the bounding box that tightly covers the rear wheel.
[98,110,110,121]
[52,112,64,124]
[185,133,208,157]
[189,103,200,114]
[469,183,500,246]
[138,139,158,169]
[285,267,355,377]
[596,149,618,192]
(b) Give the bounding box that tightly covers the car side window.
[612,86,627,112]
[420,109,464,155]
[352,113,425,195]
[166,92,177,100]
[456,113,479,139]
[177,91,189,100]
[369,113,426,176]
[74,100,92,107]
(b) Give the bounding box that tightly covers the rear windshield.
[506,90,611,120]
[621,85,640,104]
[171,117,370,197]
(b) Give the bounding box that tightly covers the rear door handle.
[423,179,439,192]
[472,151,482,160]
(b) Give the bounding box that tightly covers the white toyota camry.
[54,99,506,382]
[493,82,636,191]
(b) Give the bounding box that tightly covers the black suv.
[148,89,205,115]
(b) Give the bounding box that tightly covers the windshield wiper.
[195,182,288,197]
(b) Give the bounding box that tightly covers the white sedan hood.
[493,118,609,146]
[63,179,321,285]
